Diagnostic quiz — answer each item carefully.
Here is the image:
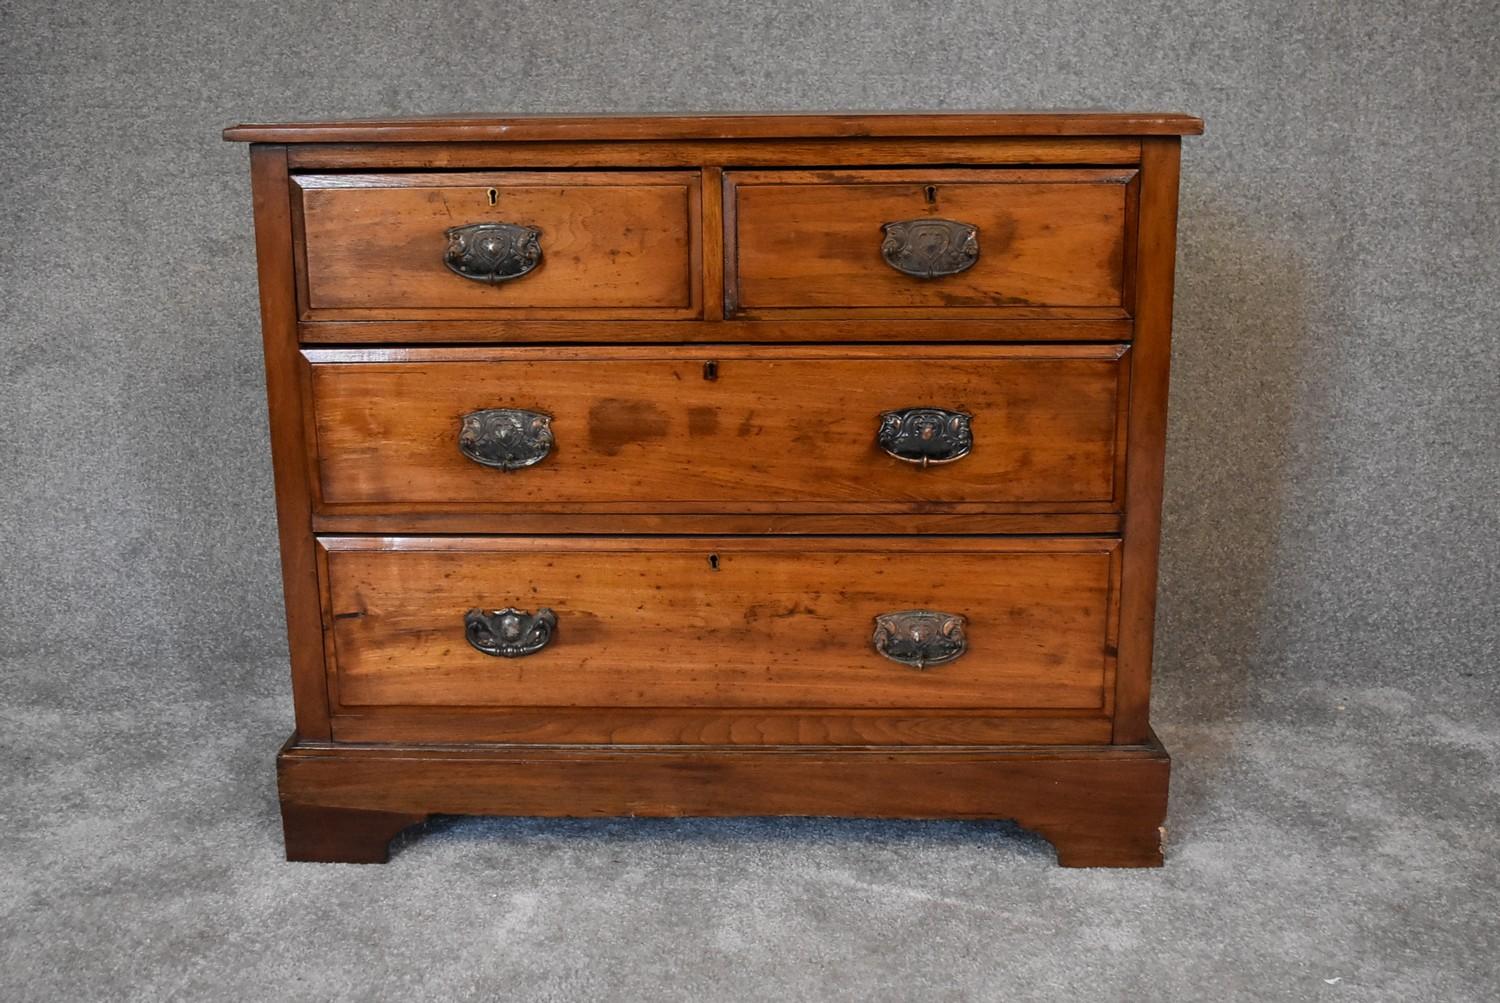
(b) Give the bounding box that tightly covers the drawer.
[293,171,700,317]
[726,168,1133,315]
[304,345,1127,514]
[320,537,1119,713]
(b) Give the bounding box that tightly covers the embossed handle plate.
[465,607,557,657]
[459,408,553,471]
[444,222,542,283]
[880,218,979,278]
[877,407,973,466]
[872,610,968,669]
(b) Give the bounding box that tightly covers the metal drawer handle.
[465,607,557,658]
[444,222,542,283]
[877,407,973,466]
[459,408,553,471]
[872,610,968,669]
[880,218,979,278]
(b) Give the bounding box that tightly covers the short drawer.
[293,171,700,317]
[304,345,1127,514]
[726,168,1133,315]
[321,537,1119,713]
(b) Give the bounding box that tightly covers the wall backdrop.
[4,0,1494,717]
[2,1,1496,998]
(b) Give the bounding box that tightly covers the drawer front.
[727,169,1133,314]
[321,537,1118,713]
[305,345,1127,513]
[294,172,699,316]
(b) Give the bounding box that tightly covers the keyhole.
[708,553,720,571]
[703,360,718,381]
[487,188,498,206]
[924,185,938,205]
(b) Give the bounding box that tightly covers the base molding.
[276,735,1170,867]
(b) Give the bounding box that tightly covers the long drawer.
[320,536,1119,718]
[304,345,1128,514]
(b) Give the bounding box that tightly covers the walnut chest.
[225,111,1202,866]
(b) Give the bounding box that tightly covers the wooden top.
[223,111,1203,143]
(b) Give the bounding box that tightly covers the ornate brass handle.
[877,407,973,466]
[880,218,979,278]
[459,408,553,471]
[465,607,557,657]
[444,222,542,283]
[872,610,968,669]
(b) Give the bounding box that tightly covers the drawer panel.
[329,708,1114,746]
[321,537,1119,713]
[294,172,699,316]
[305,345,1127,513]
[727,169,1133,314]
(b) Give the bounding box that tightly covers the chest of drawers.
[225,112,1201,866]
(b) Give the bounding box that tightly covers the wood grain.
[224,110,1204,143]
[277,735,1171,867]
[728,169,1132,313]
[319,536,1120,713]
[296,316,1136,344]
[248,146,331,740]
[281,137,1144,170]
[295,172,699,316]
[305,345,1128,512]
[701,166,725,321]
[1113,138,1182,743]
[329,707,1113,746]
[308,511,1124,536]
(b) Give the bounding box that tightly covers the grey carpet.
[4,672,1496,1000]
[2,1,1497,1000]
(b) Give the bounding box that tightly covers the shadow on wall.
[1155,195,1310,756]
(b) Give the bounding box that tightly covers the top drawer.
[726,169,1134,316]
[293,171,700,318]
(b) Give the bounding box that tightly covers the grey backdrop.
[3,2,1497,1000]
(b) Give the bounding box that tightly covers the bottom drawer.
[320,536,1119,745]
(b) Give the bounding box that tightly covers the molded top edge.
[223,111,1204,143]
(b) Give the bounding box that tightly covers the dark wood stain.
[588,398,670,455]
[687,406,719,436]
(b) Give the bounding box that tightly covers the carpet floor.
[2,661,1495,1002]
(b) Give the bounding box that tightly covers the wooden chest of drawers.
[225,112,1201,866]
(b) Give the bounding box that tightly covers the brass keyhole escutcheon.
[924,184,937,205]
[708,553,720,571]
[486,187,498,206]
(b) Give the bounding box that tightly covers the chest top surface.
[223,110,1204,143]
